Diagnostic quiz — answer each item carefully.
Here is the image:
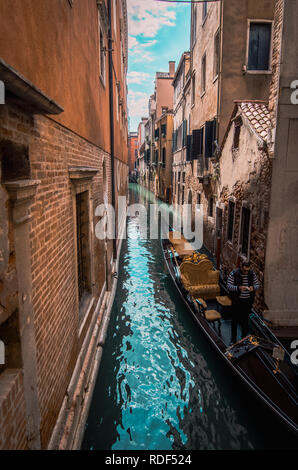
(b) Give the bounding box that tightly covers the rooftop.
[237,100,271,141]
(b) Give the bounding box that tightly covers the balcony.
[198,172,211,185]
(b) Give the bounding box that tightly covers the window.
[247,22,272,71]
[208,197,214,217]
[202,1,208,23]
[204,118,217,158]
[232,116,242,150]
[161,123,167,137]
[191,128,203,160]
[192,5,197,46]
[227,200,235,242]
[76,191,91,315]
[186,134,192,161]
[233,125,240,150]
[214,29,220,79]
[162,148,166,168]
[191,74,196,105]
[177,124,183,150]
[197,193,201,206]
[201,54,206,95]
[239,205,252,257]
[182,120,187,147]
[99,27,106,84]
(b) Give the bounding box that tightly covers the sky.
[127,0,191,132]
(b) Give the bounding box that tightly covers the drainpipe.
[216,0,223,144]
[215,0,223,270]
[108,0,117,260]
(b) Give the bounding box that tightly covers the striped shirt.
[227,270,260,299]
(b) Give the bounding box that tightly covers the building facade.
[185,0,298,334]
[136,117,147,186]
[263,0,298,329]
[172,52,192,210]
[214,100,272,313]
[0,0,128,450]
[146,62,175,196]
[128,131,138,182]
[186,0,275,254]
[154,110,174,202]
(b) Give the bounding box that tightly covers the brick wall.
[0,100,122,448]
[218,150,272,313]
[0,369,27,449]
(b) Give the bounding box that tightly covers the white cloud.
[127,0,177,38]
[127,71,151,84]
[128,90,149,118]
[128,36,139,49]
[128,35,157,62]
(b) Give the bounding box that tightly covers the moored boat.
[162,232,298,435]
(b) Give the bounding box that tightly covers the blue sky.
[127,0,191,131]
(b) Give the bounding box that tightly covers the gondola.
[162,232,298,435]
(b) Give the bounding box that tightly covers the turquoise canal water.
[82,184,297,450]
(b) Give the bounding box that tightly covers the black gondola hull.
[162,238,298,435]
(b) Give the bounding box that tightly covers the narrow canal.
[82,185,297,451]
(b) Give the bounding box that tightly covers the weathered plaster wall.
[217,114,272,313]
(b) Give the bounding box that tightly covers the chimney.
[169,61,175,77]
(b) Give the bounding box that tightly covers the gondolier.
[162,235,298,433]
[227,260,260,344]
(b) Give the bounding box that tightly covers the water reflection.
[82,185,297,450]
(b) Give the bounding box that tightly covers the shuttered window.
[162,148,166,168]
[248,22,272,71]
[191,128,203,160]
[208,197,214,217]
[172,130,177,152]
[182,120,187,147]
[186,135,192,161]
[204,118,217,158]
